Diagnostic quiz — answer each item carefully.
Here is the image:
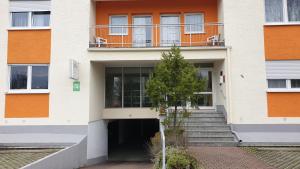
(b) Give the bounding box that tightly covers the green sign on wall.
[73,81,80,91]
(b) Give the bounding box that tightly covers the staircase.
[184,109,238,146]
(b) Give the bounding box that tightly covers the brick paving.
[243,147,300,169]
[0,148,60,169]
[189,147,275,169]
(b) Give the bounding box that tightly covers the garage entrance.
[107,119,159,161]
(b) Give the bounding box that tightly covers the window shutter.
[10,1,51,12]
[266,61,300,79]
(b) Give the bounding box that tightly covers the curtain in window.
[32,11,50,27]
[268,79,286,88]
[185,14,204,33]
[12,12,28,27]
[110,16,128,34]
[287,0,300,21]
[265,0,283,22]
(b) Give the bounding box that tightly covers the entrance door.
[194,68,214,108]
[160,15,180,46]
[133,16,152,47]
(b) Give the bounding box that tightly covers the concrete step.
[188,141,238,147]
[189,113,224,118]
[188,136,235,142]
[186,131,234,137]
[183,117,226,123]
[184,121,227,126]
[185,125,231,130]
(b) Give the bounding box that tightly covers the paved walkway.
[83,147,275,169]
[190,147,274,169]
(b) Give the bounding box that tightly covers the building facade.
[0,0,300,166]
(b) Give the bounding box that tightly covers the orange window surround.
[264,25,300,60]
[5,94,49,118]
[267,92,300,117]
[8,29,51,64]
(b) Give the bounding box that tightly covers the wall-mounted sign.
[73,81,80,92]
[70,59,79,80]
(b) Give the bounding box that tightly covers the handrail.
[159,116,166,169]
[92,22,224,28]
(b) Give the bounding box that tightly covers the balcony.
[89,23,224,48]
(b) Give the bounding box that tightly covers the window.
[32,11,50,27]
[9,65,49,92]
[109,15,128,35]
[184,13,204,33]
[105,67,153,108]
[265,0,300,23]
[287,0,300,22]
[268,79,287,88]
[10,66,28,89]
[11,11,50,28]
[11,12,29,27]
[291,79,300,88]
[268,79,300,91]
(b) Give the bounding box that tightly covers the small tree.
[146,46,205,130]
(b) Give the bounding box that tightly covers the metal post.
[160,116,166,169]
[121,26,124,47]
[189,24,192,46]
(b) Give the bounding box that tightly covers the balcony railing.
[89,23,224,48]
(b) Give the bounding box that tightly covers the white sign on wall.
[70,59,79,80]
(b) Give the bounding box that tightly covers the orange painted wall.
[96,0,218,47]
[8,30,51,64]
[267,92,300,117]
[264,25,300,60]
[5,94,49,118]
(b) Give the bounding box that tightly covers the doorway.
[107,119,159,161]
[160,15,180,46]
[194,68,214,109]
[133,16,152,47]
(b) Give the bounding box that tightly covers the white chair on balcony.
[95,37,107,47]
[207,34,220,46]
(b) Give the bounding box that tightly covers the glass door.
[160,15,180,46]
[133,16,152,47]
[194,68,214,108]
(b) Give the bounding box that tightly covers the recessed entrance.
[107,119,159,161]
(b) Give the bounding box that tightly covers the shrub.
[153,146,200,169]
[148,129,187,158]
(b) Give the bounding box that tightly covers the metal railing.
[89,23,224,48]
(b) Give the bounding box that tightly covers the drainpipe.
[159,115,166,169]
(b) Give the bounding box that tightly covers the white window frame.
[265,0,300,25]
[267,79,300,92]
[8,64,50,94]
[109,15,128,36]
[184,13,205,34]
[9,11,51,30]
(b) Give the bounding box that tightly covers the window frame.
[109,15,128,36]
[9,11,51,29]
[265,0,300,25]
[8,64,50,94]
[267,79,300,92]
[184,13,205,34]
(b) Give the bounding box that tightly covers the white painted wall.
[223,0,269,124]
[0,1,9,125]
[89,62,105,121]
[87,120,107,162]
[46,0,91,125]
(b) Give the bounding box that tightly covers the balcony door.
[160,15,180,46]
[133,16,152,47]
